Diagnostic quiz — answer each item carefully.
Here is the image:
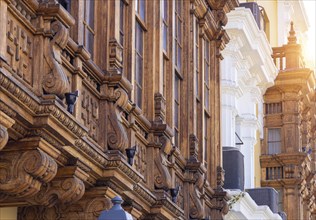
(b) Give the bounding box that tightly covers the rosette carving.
[31,176,85,207]
[189,172,204,219]
[42,21,70,99]
[154,136,172,190]
[107,88,128,152]
[0,149,57,198]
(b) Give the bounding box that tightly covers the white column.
[236,92,258,189]
[221,54,238,149]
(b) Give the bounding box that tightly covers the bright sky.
[302,0,316,71]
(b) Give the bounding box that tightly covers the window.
[119,0,125,74]
[135,22,144,108]
[162,0,168,53]
[134,0,145,108]
[83,0,95,57]
[120,0,125,47]
[163,58,167,97]
[135,0,145,21]
[174,0,182,71]
[58,0,71,11]
[204,40,210,111]
[174,74,180,147]
[268,128,281,154]
[204,113,208,163]
[195,20,199,98]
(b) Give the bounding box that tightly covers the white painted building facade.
[221,6,277,189]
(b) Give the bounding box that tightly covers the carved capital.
[0,149,58,198]
[43,20,70,99]
[106,88,129,152]
[0,111,15,151]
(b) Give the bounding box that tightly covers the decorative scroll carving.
[30,176,85,207]
[6,15,33,85]
[81,89,99,141]
[154,136,172,191]
[106,88,129,151]
[18,190,111,220]
[189,172,204,219]
[0,149,57,198]
[43,21,70,99]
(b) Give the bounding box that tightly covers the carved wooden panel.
[134,140,147,181]
[175,174,184,210]
[6,14,33,86]
[81,88,99,141]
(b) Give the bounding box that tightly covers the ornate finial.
[288,21,297,44]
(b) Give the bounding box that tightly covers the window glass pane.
[268,128,281,154]
[136,23,143,52]
[120,0,124,46]
[177,46,181,70]
[86,0,94,28]
[136,55,143,83]
[205,86,209,109]
[140,0,146,20]
[174,103,179,128]
[137,86,142,108]
[87,31,94,55]
[163,24,168,52]
[163,0,168,20]
[177,19,181,42]
[174,74,179,101]
[174,129,179,147]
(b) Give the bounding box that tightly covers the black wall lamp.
[65,90,79,114]
[125,146,137,166]
[170,186,180,203]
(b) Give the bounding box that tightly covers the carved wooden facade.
[261,23,316,220]
[0,0,238,219]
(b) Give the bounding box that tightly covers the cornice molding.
[224,7,278,91]
[225,190,282,220]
